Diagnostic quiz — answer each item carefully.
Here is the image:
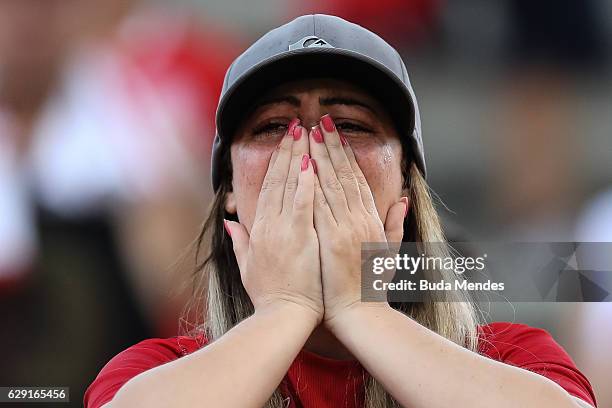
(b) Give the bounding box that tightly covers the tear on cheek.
[382,144,393,165]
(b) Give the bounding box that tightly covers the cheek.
[353,141,403,212]
[231,144,273,227]
[234,145,269,188]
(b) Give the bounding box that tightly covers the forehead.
[251,78,383,110]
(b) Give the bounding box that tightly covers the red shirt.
[84,322,597,407]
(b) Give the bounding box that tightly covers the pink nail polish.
[293,125,302,141]
[287,118,300,136]
[400,197,409,218]
[223,219,232,236]
[321,114,335,133]
[311,126,324,143]
[301,154,310,171]
[310,158,318,174]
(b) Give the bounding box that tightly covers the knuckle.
[329,235,349,255]
[337,163,353,173]
[357,175,369,189]
[293,194,309,210]
[261,175,283,192]
[315,193,328,208]
[284,176,299,193]
[327,139,342,149]
[337,168,355,183]
[365,205,378,216]
[324,177,343,192]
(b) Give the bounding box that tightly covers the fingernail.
[321,114,335,133]
[293,125,302,141]
[311,126,324,143]
[339,133,348,146]
[223,219,232,236]
[400,197,409,218]
[287,118,300,136]
[301,154,310,171]
[310,158,318,174]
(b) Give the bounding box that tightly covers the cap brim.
[218,47,419,152]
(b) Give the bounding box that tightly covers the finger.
[342,138,377,215]
[384,197,409,244]
[282,124,309,213]
[224,219,250,276]
[256,120,298,217]
[312,158,337,230]
[292,153,315,226]
[319,114,362,211]
[309,125,350,222]
[263,120,298,179]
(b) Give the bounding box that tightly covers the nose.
[294,93,326,130]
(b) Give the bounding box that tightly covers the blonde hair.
[183,160,479,407]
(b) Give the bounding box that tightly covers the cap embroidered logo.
[288,36,334,51]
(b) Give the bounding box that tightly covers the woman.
[85,14,597,408]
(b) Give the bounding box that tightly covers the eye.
[251,122,287,139]
[336,121,372,134]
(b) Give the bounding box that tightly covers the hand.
[225,121,324,323]
[308,115,408,327]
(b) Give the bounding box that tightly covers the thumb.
[384,197,409,244]
[224,219,250,273]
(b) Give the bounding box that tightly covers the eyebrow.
[319,96,375,114]
[252,94,376,114]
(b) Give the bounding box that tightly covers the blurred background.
[0,0,610,406]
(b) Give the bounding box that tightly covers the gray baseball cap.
[211,14,425,191]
